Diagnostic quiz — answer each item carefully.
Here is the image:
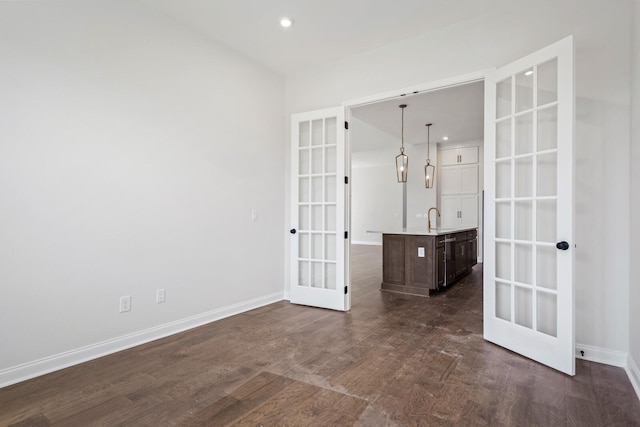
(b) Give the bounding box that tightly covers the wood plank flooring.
[2,244,639,426]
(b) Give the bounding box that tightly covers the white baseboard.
[351,240,382,246]
[627,354,640,401]
[575,344,640,401]
[575,343,627,367]
[0,291,284,388]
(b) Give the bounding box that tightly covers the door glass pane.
[537,246,557,290]
[515,244,533,285]
[537,106,558,151]
[496,242,511,280]
[496,281,511,321]
[537,153,557,197]
[299,205,310,230]
[325,205,336,231]
[311,177,323,202]
[311,234,322,259]
[299,121,310,147]
[515,68,534,113]
[311,119,323,146]
[299,177,310,202]
[496,160,511,199]
[515,201,532,241]
[496,78,512,119]
[311,147,323,174]
[325,234,336,261]
[496,119,511,158]
[311,205,323,230]
[325,262,336,290]
[325,146,337,173]
[325,117,337,145]
[298,233,310,258]
[537,58,558,106]
[325,175,336,203]
[310,261,323,287]
[496,201,511,239]
[536,200,557,243]
[537,292,558,336]
[515,157,533,197]
[299,149,310,175]
[515,286,533,329]
[515,113,533,155]
[299,261,310,287]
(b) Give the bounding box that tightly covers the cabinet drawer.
[466,230,477,240]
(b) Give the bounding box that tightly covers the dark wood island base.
[381,229,477,297]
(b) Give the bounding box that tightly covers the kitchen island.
[369,227,478,297]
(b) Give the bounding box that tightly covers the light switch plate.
[418,247,425,257]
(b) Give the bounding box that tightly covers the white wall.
[404,142,439,230]
[0,0,285,383]
[351,149,402,244]
[285,0,632,355]
[350,116,438,244]
[629,0,640,394]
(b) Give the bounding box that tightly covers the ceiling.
[351,81,484,152]
[138,1,489,150]
[139,0,529,76]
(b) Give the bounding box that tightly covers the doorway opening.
[347,78,485,304]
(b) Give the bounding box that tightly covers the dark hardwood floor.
[2,245,639,426]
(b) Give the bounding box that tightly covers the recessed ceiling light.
[280,17,293,28]
[525,70,534,76]
[443,136,449,141]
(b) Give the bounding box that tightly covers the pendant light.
[424,123,435,188]
[395,104,408,183]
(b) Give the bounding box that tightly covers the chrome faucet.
[428,207,440,232]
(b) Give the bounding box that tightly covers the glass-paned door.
[484,37,574,375]
[290,107,348,311]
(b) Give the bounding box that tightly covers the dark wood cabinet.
[436,244,445,287]
[381,228,477,296]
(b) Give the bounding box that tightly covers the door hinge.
[344,285,348,295]
[344,231,349,239]
[344,176,349,184]
[344,121,349,130]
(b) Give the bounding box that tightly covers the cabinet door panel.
[441,197,460,228]
[440,148,459,166]
[437,246,445,287]
[459,146,479,164]
[460,165,479,194]
[441,167,461,195]
[460,196,478,227]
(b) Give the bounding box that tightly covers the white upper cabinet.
[441,146,479,166]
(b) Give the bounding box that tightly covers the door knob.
[556,241,569,250]
[290,229,297,234]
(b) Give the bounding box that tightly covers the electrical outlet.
[251,209,258,222]
[156,289,165,304]
[119,296,131,313]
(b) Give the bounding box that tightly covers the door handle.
[556,241,569,250]
[290,229,297,234]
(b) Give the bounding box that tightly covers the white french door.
[290,107,349,311]
[484,37,575,375]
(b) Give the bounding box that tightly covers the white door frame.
[342,68,490,304]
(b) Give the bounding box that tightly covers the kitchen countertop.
[367,226,477,236]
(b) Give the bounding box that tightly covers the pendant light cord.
[401,106,405,153]
[426,123,432,162]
